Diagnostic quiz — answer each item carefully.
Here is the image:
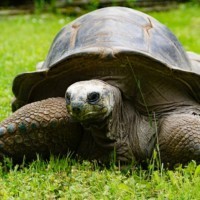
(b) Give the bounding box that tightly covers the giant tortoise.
[1,7,200,167]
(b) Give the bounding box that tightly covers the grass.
[1,158,200,199]
[0,4,200,199]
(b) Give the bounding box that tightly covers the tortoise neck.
[83,97,138,162]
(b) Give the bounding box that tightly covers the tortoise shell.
[12,7,200,111]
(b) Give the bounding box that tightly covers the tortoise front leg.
[0,97,82,163]
[158,113,200,167]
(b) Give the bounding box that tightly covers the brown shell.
[12,7,200,111]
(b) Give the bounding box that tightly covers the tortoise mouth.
[70,108,109,123]
[71,109,108,123]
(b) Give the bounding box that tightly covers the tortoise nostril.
[71,102,83,114]
[72,107,81,113]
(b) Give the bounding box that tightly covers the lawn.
[0,4,200,199]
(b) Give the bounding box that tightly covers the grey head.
[65,80,118,124]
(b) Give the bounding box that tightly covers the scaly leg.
[158,113,200,167]
[0,97,82,163]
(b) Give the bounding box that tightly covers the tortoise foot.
[0,97,82,163]
[159,113,200,167]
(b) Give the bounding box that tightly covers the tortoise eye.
[87,92,100,104]
[65,92,71,104]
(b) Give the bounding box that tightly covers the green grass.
[1,158,200,199]
[0,4,200,199]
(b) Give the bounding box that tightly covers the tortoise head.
[65,80,119,124]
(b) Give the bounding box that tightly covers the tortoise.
[1,7,200,167]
